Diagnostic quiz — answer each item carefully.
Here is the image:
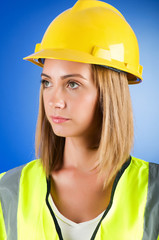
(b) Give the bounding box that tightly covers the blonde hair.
[35,65,134,187]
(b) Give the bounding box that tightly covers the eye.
[41,79,52,88]
[68,81,80,90]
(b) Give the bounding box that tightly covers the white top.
[49,194,104,240]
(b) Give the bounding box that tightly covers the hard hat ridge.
[72,0,125,19]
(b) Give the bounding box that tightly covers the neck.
[63,137,99,172]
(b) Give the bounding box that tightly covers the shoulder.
[131,158,159,239]
[131,156,149,168]
[130,156,159,191]
[0,159,44,189]
[0,159,47,209]
[125,156,159,191]
[131,156,159,173]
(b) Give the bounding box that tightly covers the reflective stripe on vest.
[0,165,25,240]
[0,157,159,240]
[142,162,159,240]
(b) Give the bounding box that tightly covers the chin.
[51,123,90,138]
[52,129,82,138]
[53,132,66,137]
[52,128,72,137]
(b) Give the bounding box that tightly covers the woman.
[0,0,159,239]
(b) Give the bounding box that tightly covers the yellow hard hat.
[23,0,143,84]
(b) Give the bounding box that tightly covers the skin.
[42,59,112,223]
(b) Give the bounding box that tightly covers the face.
[41,59,101,141]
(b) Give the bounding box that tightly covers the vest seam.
[46,177,64,240]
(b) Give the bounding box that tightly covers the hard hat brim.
[23,48,142,84]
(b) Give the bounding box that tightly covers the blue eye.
[68,81,79,89]
[41,80,52,88]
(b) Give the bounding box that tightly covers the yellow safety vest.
[0,156,159,240]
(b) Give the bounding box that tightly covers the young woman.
[0,0,159,240]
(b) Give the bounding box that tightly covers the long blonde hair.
[35,65,134,187]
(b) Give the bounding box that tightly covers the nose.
[49,99,65,109]
[48,88,66,109]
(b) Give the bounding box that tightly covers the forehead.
[42,59,92,77]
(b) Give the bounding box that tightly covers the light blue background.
[0,0,159,172]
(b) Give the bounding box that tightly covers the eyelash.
[40,79,80,90]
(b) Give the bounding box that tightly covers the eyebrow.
[41,73,87,81]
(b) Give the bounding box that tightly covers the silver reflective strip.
[0,165,25,240]
[142,162,159,240]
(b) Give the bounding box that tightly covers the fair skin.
[42,59,113,223]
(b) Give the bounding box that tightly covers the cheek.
[43,94,50,117]
[71,91,98,119]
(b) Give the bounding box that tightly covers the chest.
[51,169,112,223]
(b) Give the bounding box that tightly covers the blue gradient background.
[0,0,159,172]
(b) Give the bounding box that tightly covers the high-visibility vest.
[0,156,159,240]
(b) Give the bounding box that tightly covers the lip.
[50,116,70,124]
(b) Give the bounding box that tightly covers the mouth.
[50,116,70,124]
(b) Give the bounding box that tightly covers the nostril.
[55,100,65,109]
